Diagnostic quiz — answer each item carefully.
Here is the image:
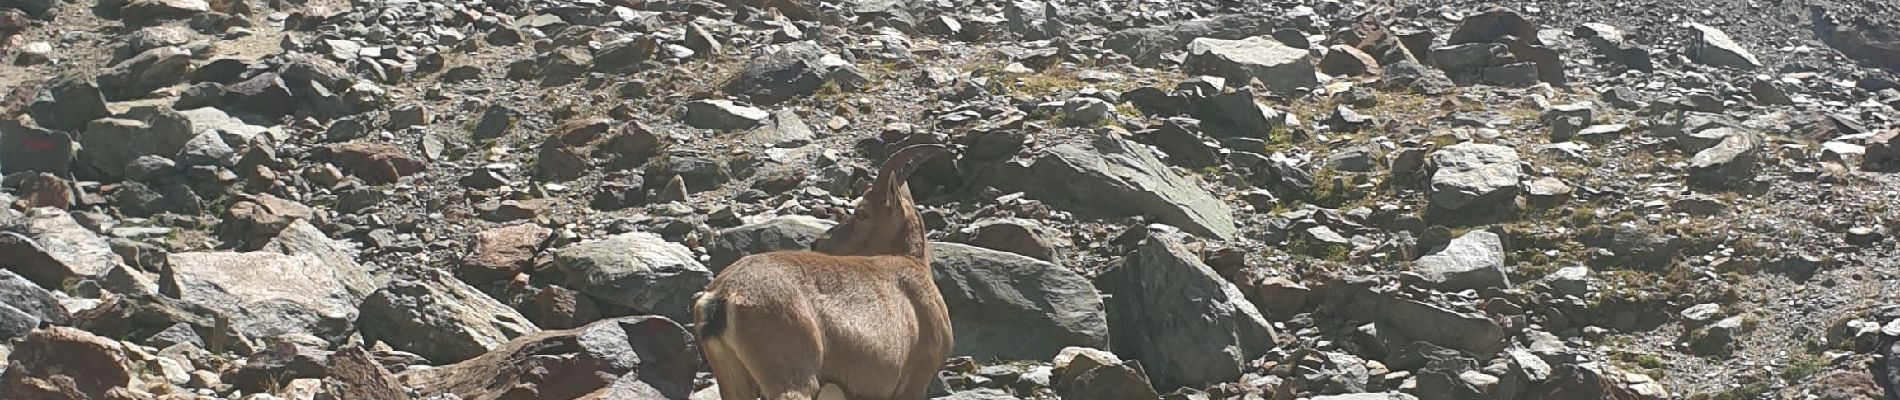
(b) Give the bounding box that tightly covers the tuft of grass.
[1779,354,1826,382]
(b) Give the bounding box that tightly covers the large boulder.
[1814,10,1900,70]
[1688,23,1761,69]
[682,100,769,130]
[460,223,553,284]
[0,121,75,177]
[1184,36,1318,96]
[329,142,426,185]
[217,193,315,251]
[0,327,136,399]
[77,107,195,180]
[0,269,69,340]
[1323,279,1509,358]
[25,75,110,131]
[1096,235,1277,391]
[931,242,1108,361]
[1005,136,1237,240]
[398,316,697,399]
[0,208,120,288]
[96,46,193,100]
[167,251,375,343]
[959,218,1065,263]
[358,270,539,364]
[1688,133,1759,188]
[1412,231,1510,291]
[1428,143,1521,211]
[723,41,846,105]
[1051,347,1160,400]
[555,232,712,321]
[258,220,371,297]
[707,215,833,273]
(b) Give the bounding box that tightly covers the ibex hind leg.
[704,339,761,400]
[728,307,824,400]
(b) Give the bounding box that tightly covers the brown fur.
[693,145,953,400]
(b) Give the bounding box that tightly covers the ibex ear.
[811,144,950,258]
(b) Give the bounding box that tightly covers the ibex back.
[693,144,953,400]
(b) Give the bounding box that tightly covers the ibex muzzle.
[693,144,953,399]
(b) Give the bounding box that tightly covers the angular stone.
[682,100,769,130]
[1428,143,1521,211]
[460,223,552,284]
[358,269,539,364]
[1051,347,1160,400]
[961,218,1064,263]
[723,41,838,105]
[1097,235,1276,391]
[26,75,110,131]
[0,209,119,288]
[1688,133,1759,188]
[554,232,711,321]
[1413,231,1509,291]
[0,327,133,399]
[706,215,832,273]
[932,242,1108,361]
[1185,36,1318,96]
[168,251,374,343]
[0,121,74,176]
[96,46,193,100]
[330,142,425,185]
[1688,23,1761,69]
[1009,136,1237,239]
[77,108,194,180]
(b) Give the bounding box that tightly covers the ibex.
[692,144,953,400]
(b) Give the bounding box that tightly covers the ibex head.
[810,143,949,260]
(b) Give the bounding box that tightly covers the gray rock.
[724,41,840,105]
[26,75,110,131]
[1689,23,1762,69]
[77,107,195,180]
[175,131,235,168]
[0,209,119,288]
[555,232,712,321]
[1097,235,1276,391]
[1428,143,1521,211]
[0,0,56,16]
[96,46,193,100]
[168,251,376,343]
[743,109,816,148]
[592,37,658,73]
[1412,231,1509,291]
[358,269,539,364]
[932,242,1108,361]
[0,120,75,177]
[0,269,68,338]
[1008,136,1237,240]
[1327,281,1509,357]
[1688,133,1759,188]
[1687,316,1745,356]
[259,220,376,300]
[706,215,833,273]
[119,0,210,25]
[1051,347,1161,400]
[683,100,769,131]
[111,181,201,217]
[1185,36,1318,96]
[471,104,515,140]
[1062,97,1114,127]
[960,218,1064,263]
[1003,0,1063,40]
